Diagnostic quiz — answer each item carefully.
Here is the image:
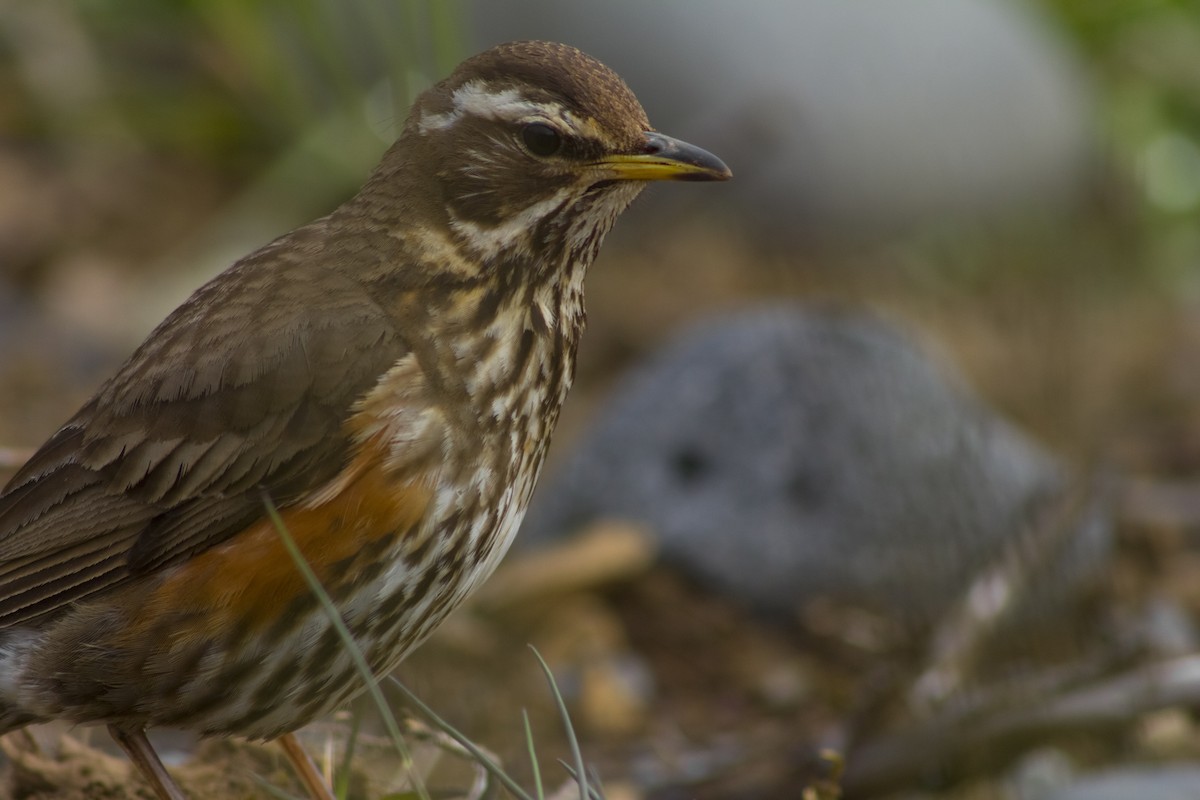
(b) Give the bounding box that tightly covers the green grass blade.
[528,647,589,800]
[262,490,432,800]
[522,710,545,800]
[334,712,362,799]
[387,676,535,800]
[555,763,606,800]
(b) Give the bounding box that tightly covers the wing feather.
[0,246,420,627]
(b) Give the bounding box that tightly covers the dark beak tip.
[642,130,732,182]
[676,152,732,181]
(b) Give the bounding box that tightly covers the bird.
[0,40,729,800]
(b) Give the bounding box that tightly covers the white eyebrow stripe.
[419,80,564,132]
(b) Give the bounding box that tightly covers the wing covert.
[0,255,418,626]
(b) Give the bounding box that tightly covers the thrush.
[0,40,728,800]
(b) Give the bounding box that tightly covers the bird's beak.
[598,131,732,182]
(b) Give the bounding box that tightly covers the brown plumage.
[0,40,729,799]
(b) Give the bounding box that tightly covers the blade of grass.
[387,677,534,800]
[554,764,605,800]
[334,712,363,800]
[261,490,432,800]
[522,710,544,800]
[528,647,589,800]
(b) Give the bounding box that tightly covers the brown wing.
[0,245,411,627]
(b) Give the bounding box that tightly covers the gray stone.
[1009,747,1076,800]
[470,0,1095,238]
[522,308,1103,624]
[1032,766,1200,800]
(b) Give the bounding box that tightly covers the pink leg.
[277,731,336,800]
[108,725,188,800]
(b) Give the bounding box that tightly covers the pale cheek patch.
[448,189,573,258]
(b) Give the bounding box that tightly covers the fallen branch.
[844,654,1200,796]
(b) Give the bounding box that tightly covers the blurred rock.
[1035,766,1200,800]
[522,307,1108,626]
[1135,595,1200,657]
[1009,747,1076,800]
[470,0,1095,240]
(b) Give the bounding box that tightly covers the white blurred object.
[471,0,1097,238]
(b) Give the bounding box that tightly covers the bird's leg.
[107,725,188,800]
[277,731,336,800]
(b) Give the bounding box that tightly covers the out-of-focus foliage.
[0,0,465,295]
[0,0,463,173]
[1045,0,1200,281]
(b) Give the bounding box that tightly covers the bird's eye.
[521,122,563,157]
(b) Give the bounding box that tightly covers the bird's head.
[384,41,730,268]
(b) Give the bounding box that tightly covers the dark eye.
[521,122,563,157]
